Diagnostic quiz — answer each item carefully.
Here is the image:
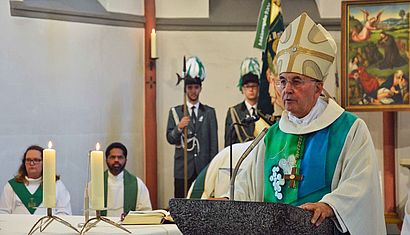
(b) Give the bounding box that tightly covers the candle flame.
[96,143,100,151]
[152,28,155,34]
[48,141,53,149]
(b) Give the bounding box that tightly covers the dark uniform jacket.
[224,101,275,147]
[166,103,218,179]
[224,102,255,147]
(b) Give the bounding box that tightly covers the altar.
[0,214,182,235]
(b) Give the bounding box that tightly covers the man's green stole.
[101,169,138,216]
[263,112,357,205]
[190,165,210,199]
[8,178,43,214]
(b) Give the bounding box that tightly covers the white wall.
[0,1,144,215]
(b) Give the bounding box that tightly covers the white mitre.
[276,12,337,81]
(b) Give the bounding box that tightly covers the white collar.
[244,101,257,112]
[187,102,199,110]
[279,98,344,135]
[108,171,124,181]
[25,176,42,184]
[287,98,327,125]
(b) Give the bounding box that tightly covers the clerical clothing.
[97,170,152,217]
[188,141,252,199]
[232,98,386,235]
[0,177,71,215]
[402,188,410,235]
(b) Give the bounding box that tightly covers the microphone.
[240,115,260,125]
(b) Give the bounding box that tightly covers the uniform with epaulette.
[166,56,218,198]
[224,58,273,147]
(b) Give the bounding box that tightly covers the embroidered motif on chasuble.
[9,178,43,214]
[263,112,358,205]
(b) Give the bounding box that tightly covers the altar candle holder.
[28,141,80,235]
[28,208,80,235]
[80,210,131,235]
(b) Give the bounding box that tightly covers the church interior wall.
[0,0,409,224]
[0,0,145,215]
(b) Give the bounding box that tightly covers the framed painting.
[341,0,410,111]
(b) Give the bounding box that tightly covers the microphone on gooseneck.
[240,115,260,125]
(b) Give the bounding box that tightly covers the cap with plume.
[185,56,206,86]
[238,57,261,91]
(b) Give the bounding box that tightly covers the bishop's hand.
[299,202,334,226]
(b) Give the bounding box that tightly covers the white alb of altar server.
[103,170,152,216]
[0,177,71,215]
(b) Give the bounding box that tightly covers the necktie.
[251,107,256,118]
[191,106,197,125]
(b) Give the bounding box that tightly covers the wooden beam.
[144,0,157,209]
[383,112,401,225]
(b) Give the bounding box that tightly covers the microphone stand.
[229,116,260,179]
[230,127,268,200]
[229,122,248,179]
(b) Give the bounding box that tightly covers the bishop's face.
[106,148,127,176]
[279,72,323,118]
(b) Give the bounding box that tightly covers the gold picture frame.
[341,0,410,111]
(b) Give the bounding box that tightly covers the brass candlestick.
[28,208,79,235]
[79,210,131,235]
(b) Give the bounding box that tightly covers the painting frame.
[341,0,410,111]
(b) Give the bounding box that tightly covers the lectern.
[169,198,335,235]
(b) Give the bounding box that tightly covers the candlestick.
[151,28,157,59]
[43,141,56,208]
[90,143,104,210]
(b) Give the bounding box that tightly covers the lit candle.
[151,28,157,58]
[43,141,56,208]
[90,143,104,210]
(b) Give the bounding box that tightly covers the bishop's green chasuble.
[263,112,357,205]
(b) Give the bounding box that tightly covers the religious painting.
[342,0,410,111]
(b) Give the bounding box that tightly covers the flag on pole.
[255,0,284,117]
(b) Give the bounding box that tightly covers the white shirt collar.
[287,98,327,125]
[244,101,257,115]
[187,102,200,115]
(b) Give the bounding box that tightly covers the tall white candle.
[151,28,157,58]
[43,141,56,208]
[90,143,104,210]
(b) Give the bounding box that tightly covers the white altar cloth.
[0,214,182,235]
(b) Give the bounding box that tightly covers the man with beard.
[166,56,218,198]
[101,142,152,216]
